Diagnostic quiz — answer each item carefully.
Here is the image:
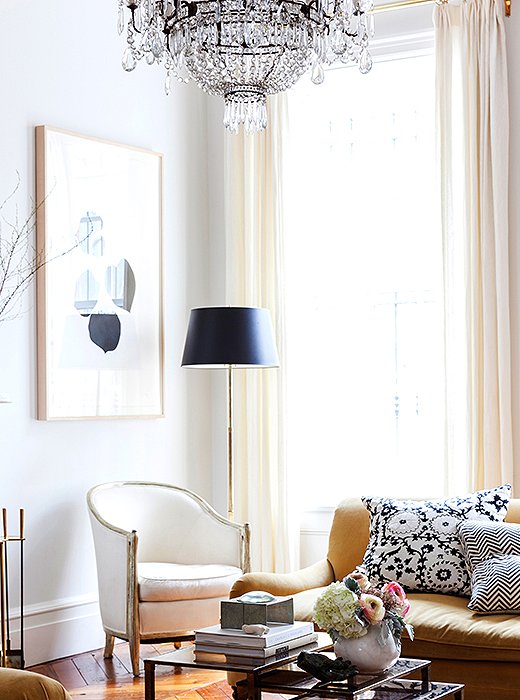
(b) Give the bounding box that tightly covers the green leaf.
[329,628,340,642]
[343,577,361,595]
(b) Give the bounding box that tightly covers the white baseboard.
[7,595,106,667]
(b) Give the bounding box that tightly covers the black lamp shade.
[181,307,279,368]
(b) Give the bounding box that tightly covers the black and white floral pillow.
[361,485,511,596]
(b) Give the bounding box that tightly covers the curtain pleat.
[224,95,298,572]
[435,0,513,490]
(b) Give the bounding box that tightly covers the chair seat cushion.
[138,562,242,602]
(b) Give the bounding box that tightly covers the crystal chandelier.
[118,0,374,133]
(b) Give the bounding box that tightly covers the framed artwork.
[35,126,164,419]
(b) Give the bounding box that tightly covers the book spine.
[195,622,314,648]
[194,638,320,666]
[195,632,318,658]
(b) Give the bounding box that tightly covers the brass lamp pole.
[182,306,279,521]
[227,364,234,520]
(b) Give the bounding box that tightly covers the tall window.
[284,48,453,508]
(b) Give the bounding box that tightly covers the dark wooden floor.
[28,641,234,699]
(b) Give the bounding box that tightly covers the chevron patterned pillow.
[458,520,520,575]
[361,485,511,596]
[469,555,520,613]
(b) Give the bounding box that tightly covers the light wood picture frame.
[35,126,164,420]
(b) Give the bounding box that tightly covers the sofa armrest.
[0,669,72,700]
[230,558,334,599]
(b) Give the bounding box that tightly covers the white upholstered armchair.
[87,481,251,676]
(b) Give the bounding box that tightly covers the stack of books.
[194,621,318,666]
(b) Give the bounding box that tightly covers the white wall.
[0,0,215,665]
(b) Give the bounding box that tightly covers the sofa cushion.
[405,592,520,662]
[361,485,511,595]
[293,586,520,663]
[138,562,242,602]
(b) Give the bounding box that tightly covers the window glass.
[284,50,446,507]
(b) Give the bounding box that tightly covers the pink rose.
[400,600,411,616]
[382,581,410,616]
[360,593,385,622]
[382,581,406,599]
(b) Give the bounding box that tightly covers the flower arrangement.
[313,569,414,644]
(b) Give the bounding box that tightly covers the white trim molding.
[368,29,435,58]
[299,508,335,569]
[8,594,104,667]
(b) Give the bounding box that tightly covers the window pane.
[284,52,445,507]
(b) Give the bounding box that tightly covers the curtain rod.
[373,0,433,13]
[373,0,511,16]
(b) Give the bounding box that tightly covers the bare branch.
[0,180,87,324]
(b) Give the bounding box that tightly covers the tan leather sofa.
[230,497,520,700]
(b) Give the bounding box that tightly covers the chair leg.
[129,633,140,677]
[104,632,115,659]
[172,641,183,671]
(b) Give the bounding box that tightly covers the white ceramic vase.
[333,623,400,674]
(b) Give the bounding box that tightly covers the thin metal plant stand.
[0,508,25,669]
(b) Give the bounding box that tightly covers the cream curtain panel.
[224,95,297,572]
[435,0,513,490]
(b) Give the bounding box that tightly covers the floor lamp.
[181,307,279,521]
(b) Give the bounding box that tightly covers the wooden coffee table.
[144,634,464,700]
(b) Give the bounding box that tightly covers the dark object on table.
[296,651,358,682]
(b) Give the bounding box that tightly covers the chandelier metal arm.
[128,5,144,33]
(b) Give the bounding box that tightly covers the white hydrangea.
[313,581,367,639]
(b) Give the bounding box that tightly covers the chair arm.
[88,510,137,638]
[230,558,334,599]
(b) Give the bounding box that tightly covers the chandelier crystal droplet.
[117,0,374,133]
